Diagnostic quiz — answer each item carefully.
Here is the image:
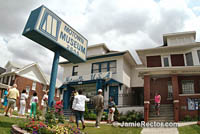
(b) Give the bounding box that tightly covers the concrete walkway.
[141,121,197,134]
[141,128,179,134]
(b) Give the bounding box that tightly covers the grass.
[178,125,200,134]
[0,116,25,134]
[67,122,142,134]
[0,107,142,134]
[83,124,142,134]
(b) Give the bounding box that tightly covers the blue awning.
[105,78,123,85]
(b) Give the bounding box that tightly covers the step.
[149,113,174,117]
[150,109,174,112]
[149,117,174,122]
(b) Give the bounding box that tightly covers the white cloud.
[0,0,200,81]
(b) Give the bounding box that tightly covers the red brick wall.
[14,75,60,111]
[150,77,173,104]
[171,54,185,66]
[147,56,162,67]
[179,95,200,121]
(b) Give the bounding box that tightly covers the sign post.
[22,5,88,107]
[48,50,60,106]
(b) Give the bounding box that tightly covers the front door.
[109,86,118,105]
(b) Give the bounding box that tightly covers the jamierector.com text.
[113,121,178,128]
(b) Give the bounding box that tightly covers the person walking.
[2,87,9,113]
[93,89,104,128]
[41,90,48,119]
[30,92,38,119]
[69,90,76,123]
[107,97,115,124]
[72,89,89,129]
[154,91,161,116]
[19,89,28,117]
[5,84,19,117]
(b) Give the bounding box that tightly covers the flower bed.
[11,125,30,134]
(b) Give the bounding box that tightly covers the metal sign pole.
[48,50,60,107]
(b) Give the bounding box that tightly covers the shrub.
[183,115,198,121]
[45,107,56,126]
[118,110,143,122]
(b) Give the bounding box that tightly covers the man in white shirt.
[72,89,90,129]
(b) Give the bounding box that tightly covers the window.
[182,80,194,94]
[4,76,7,83]
[168,81,173,99]
[101,62,107,72]
[185,52,194,66]
[109,61,117,73]
[26,86,30,93]
[92,63,100,73]
[92,60,117,74]
[12,75,15,80]
[32,81,36,90]
[197,50,200,64]
[43,85,47,91]
[72,66,78,76]
[0,77,2,83]
[163,57,169,67]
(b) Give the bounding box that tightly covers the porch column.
[171,75,179,122]
[144,75,150,122]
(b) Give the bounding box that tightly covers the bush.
[118,110,143,122]
[45,107,56,126]
[102,112,108,121]
[114,107,120,121]
[183,115,198,121]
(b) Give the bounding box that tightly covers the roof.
[0,83,9,89]
[136,42,200,65]
[59,50,127,64]
[5,61,24,69]
[1,62,61,87]
[59,43,137,65]
[163,31,196,46]
[0,67,6,74]
[45,74,62,88]
[88,43,110,52]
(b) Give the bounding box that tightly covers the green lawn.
[0,116,25,134]
[178,125,200,134]
[83,124,142,134]
[0,115,142,134]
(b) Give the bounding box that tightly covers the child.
[30,92,38,119]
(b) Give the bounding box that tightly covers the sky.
[0,0,200,81]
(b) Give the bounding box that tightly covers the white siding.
[18,65,46,84]
[87,46,107,57]
[167,35,195,46]
[62,56,124,83]
[131,68,144,87]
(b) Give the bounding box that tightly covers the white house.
[59,43,144,112]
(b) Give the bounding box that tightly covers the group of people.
[70,88,116,129]
[1,84,48,119]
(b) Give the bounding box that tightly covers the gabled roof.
[1,62,62,87]
[5,61,24,69]
[45,74,62,88]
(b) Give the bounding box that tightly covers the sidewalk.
[141,121,198,134]
[141,128,178,134]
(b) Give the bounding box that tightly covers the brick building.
[136,31,200,122]
[0,61,62,112]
